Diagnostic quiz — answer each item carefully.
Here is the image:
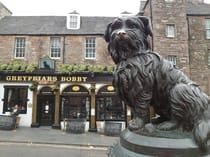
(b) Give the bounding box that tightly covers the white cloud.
[1,0,210,16]
[1,0,140,16]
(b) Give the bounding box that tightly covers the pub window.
[165,55,177,66]
[14,37,26,58]
[50,37,61,58]
[208,49,210,66]
[61,85,90,120]
[96,85,126,121]
[96,96,125,121]
[85,37,96,59]
[166,24,175,38]
[61,96,90,120]
[3,86,28,114]
[206,19,210,39]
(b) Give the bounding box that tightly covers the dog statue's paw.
[157,120,179,131]
[128,117,145,131]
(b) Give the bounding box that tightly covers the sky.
[1,0,210,17]
[0,0,141,17]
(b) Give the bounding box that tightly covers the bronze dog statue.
[104,16,210,150]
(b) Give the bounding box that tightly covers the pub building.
[0,4,131,133]
[0,68,128,133]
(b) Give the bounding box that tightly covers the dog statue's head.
[104,16,152,64]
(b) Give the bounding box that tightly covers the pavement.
[0,127,119,148]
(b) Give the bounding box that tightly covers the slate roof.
[0,16,116,35]
[186,2,210,15]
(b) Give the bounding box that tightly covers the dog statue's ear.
[138,16,153,37]
[104,23,112,42]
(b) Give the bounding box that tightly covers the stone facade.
[143,0,210,95]
[188,15,210,93]
[0,35,113,70]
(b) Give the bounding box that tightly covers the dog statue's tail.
[170,82,210,151]
[193,109,210,151]
[186,85,210,151]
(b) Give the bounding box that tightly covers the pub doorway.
[37,87,55,126]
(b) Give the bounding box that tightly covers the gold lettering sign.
[5,75,88,83]
[60,76,87,82]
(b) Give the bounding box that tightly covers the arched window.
[96,85,126,121]
[61,85,90,120]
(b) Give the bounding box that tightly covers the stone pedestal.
[108,129,210,157]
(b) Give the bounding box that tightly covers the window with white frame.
[206,19,210,39]
[165,55,177,66]
[66,13,80,30]
[14,37,25,58]
[50,37,61,58]
[208,49,210,66]
[69,16,78,29]
[3,86,28,114]
[85,37,96,59]
[166,24,175,38]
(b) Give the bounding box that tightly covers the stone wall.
[143,0,210,95]
[0,35,114,70]
[151,0,190,75]
[188,16,210,93]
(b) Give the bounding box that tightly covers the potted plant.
[51,85,59,92]
[89,86,96,93]
[29,83,37,91]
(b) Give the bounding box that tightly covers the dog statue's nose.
[117,30,126,36]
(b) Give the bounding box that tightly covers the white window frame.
[85,37,96,59]
[50,37,61,59]
[14,37,26,59]
[166,24,175,38]
[165,55,177,66]
[66,14,80,30]
[208,49,210,66]
[69,16,78,29]
[206,19,210,39]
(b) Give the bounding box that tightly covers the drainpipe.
[149,0,154,51]
[62,36,66,63]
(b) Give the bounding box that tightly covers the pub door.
[37,95,55,126]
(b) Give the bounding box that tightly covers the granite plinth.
[108,129,210,157]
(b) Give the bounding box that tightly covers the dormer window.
[66,11,80,29]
